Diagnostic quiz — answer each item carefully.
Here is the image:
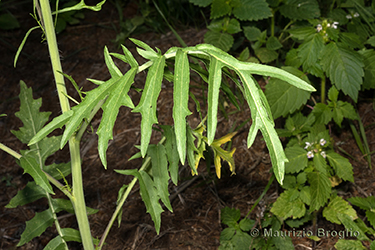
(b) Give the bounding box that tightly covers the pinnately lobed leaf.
[186,44,315,184]
[173,49,192,164]
[132,55,165,157]
[115,169,164,234]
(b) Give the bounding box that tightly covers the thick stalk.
[38,0,94,249]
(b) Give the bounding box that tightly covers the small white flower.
[346,14,353,19]
[316,24,322,32]
[307,151,314,159]
[332,22,339,29]
[354,12,359,18]
[304,142,312,149]
[321,151,326,158]
[320,138,326,146]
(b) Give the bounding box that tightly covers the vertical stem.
[70,137,94,249]
[38,0,94,249]
[38,0,70,114]
[321,76,326,104]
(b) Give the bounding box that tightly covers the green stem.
[321,76,326,103]
[0,142,22,159]
[69,137,94,249]
[97,136,166,249]
[39,0,70,114]
[246,174,275,218]
[38,0,94,248]
[0,142,74,200]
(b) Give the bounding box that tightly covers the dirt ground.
[1,1,375,250]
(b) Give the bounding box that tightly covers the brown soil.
[1,1,375,250]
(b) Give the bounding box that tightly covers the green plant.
[1,0,315,249]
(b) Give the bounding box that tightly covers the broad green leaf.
[286,214,313,228]
[6,181,46,208]
[312,103,332,125]
[288,26,316,40]
[97,67,136,168]
[12,81,51,144]
[231,230,252,249]
[207,57,223,144]
[348,196,375,211]
[160,125,180,185]
[220,227,236,241]
[285,49,302,68]
[326,152,354,182]
[272,235,294,249]
[320,43,364,102]
[328,85,339,102]
[367,36,375,46]
[283,112,315,136]
[297,34,325,77]
[366,211,375,229]
[266,36,282,50]
[313,153,328,174]
[239,218,255,231]
[323,196,358,224]
[340,32,363,49]
[330,101,357,126]
[254,47,278,63]
[270,190,306,219]
[189,0,212,7]
[335,239,366,250]
[243,26,261,42]
[115,169,164,234]
[308,171,331,211]
[204,30,234,52]
[282,175,297,189]
[284,146,308,173]
[221,207,241,227]
[17,209,54,246]
[19,155,54,194]
[359,49,375,90]
[279,0,320,20]
[43,235,67,250]
[265,66,312,119]
[210,0,231,19]
[226,18,242,34]
[132,55,165,157]
[348,197,375,227]
[299,186,311,205]
[147,144,172,212]
[337,214,369,241]
[232,0,272,21]
[173,49,192,164]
